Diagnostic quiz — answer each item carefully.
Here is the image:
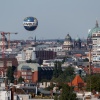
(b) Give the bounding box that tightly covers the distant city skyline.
[0,0,100,40]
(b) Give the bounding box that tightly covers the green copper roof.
[75,37,81,42]
[88,32,92,38]
[65,34,72,41]
[88,21,100,38]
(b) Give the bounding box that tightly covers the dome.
[65,34,72,41]
[88,20,100,38]
[75,36,81,42]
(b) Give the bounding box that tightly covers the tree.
[45,83,55,91]
[83,58,89,62]
[52,66,75,82]
[64,66,74,76]
[6,66,14,83]
[86,74,100,92]
[41,79,49,82]
[53,61,58,78]
[54,95,58,100]
[37,58,43,65]
[62,57,66,64]
[59,66,75,82]
[57,61,63,75]
[59,84,77,100]
[12,66,16,72]
[18,76,24,83]
[53,61,62,79]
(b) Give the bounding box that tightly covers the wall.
[39,82,51,88]
[0,91,11,100]
[32,71,38,83]
[18,94,30,100]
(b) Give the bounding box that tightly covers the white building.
[44,46,62,52]
[16,47,36,61]
[38,82,51,88]
[16,45,50,62]
[42,60,54,67]
[92,32,100,63]
[89,21,100,63]
[0,90,11,100]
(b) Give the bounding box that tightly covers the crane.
[0,31,17,58]
[7,32,18,49]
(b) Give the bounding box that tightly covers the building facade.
[89,21,100,63]
[63,34,73,51]
[17,63,54,83]
[74,37,82,49]
[0,58,18,77]
[16,46,57,62]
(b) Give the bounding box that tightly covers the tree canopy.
[86,74,100,92]
[18,76,24,83]
[53,61,63,78]
[59,84,77,100]
[52,66,75,83]
[6,66,14,83]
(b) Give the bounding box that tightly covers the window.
[29,48,33,50]
[27,72,32,75]
[26,76,32,79]
[22,76,26,79]
[92,34,96,36]
[0,61,3,67]
[7,61,12,67]
[22,72,26,75]
[97,34,100,36]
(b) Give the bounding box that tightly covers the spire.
[96,20,99,27]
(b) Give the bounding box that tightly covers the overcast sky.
[0,0,100,40]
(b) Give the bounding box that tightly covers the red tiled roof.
[92,68,100,73]
[74,54,82,57]
[72,75,84,86]
[83,66,100,74]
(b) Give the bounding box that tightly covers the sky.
[0,0,100,40]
